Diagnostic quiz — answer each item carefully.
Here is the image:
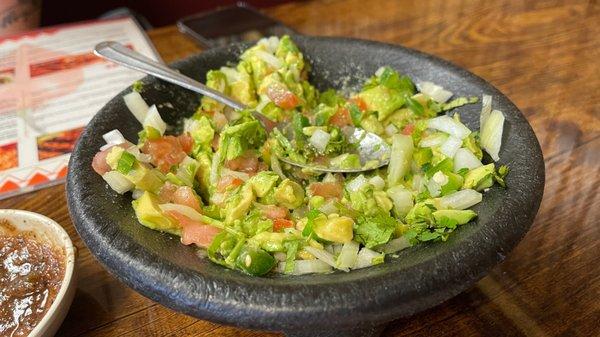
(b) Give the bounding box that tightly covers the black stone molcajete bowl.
[66,36,544,337]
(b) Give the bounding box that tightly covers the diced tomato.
[313,155,330,166]
[91,144,126,175]
[173,186,202,211]
[349,97,367,111]
[216,175,244,193]
[401,123,415,135]
[329,107,353,127]
[166,211,221,248]
[158,182,178,203]
[309,182,343,199]
[266,83,299,110]
[261,205,289,220]
[142,135,190,173]
[273,218,294,232]
[225,151,259,174]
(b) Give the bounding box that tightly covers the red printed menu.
[0,17,160,200]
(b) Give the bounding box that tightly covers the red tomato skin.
[309,182,343,199]
[273,218,294,232]
[216,175,243,193]
[401,123,415,135]
[266,84,299,110]
[329,108,353,127]
[261,205,289,220]
[166,211,221,247]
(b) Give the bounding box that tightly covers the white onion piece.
[126,146,151,163]
[427,116,471,139]
[220,168,250,181]
[220,66,241,83]
[276,260,332,275]
[380,237,411,254]
[273,252,287,262]
[337,241,359,269]
[303,246,346,271]
[159,203,203,221]
[387,134,414,187]
[123,91,149,124]
[417,81,453,103]
[385,124,398,136]
[480,109,505,161]
[412,174,426,193]
[332,244,343,256]
[386,186,414,217]
[209,151,221,185]
[440,136,463,158]
[354,247,383,269]
[346,174,368,192]
[102,129,126,147]
[438,189,482,210]
[254,50,283,69]
[309,129,331,153]
[453,148,483,172]
[102,171,134,194]
[419,133,448,148]
[143,105,167,135]
[480,94,493,128]
[369,176,385,190]
[375,66,386,77]
[131,188,144,199]
[318,200,338,215]
[270,155,287,180]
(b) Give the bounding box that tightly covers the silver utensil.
[94,41,390,172]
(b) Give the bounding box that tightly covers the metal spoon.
[94,41,390,173]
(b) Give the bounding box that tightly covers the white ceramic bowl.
[0,209,77,337]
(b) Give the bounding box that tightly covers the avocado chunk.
[463,163,495,191]
[132,191,180,235]
[314,215,354,243]
[249,171,279,197]
[358,85,405,121]
[127,165,164,193]
[225,184,255,223]
[274,179,305,209]
[432,209,476,225]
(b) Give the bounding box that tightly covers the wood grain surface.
[1,0,598,336]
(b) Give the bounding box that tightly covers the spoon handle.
[94,41,246,111]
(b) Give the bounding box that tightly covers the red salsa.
[0,219,65,336]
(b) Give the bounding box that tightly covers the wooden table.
[1,0,598,336]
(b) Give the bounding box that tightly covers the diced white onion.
[387,134,414,187]
[385,124,398,136]
[375,66,386,77]
[143,105,167,135]
[480,94,493,128]
[209,151,221,185]
[274,252,287,262]
[254,50,283,69]
[304,246,346,271]
[126,145,151,163]
[220,168,250,181]
[309,129,331,153]
[419,133,448,148]
[480,109,505,161]
[159,203,203,221]
[427,116,471,139]
[132,188,144,199]
[386,186,414,217]
[369,176,386,190]
[123,91,149,124]
[102,129,126,147]
[354,247,383,269]
[337,241,359,269]
[332,244,343,256]
[453,148,483,172]
[427,177,442,197]
[432,171,449,185]
[318,200,338,215]
[271,155,287,180]
[412,174,426,193]
[276,260,332,275]
[438,189,483,210]
[102,171,134,194]
[379,237,411,254]
[346,174,368,192]
[440,136,463,158]
[417,81,453,103]
[210,192,225,205]
[220,66,241,83]
[258,36,280,53]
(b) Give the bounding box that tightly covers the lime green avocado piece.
[313,215,354,243]
[249,171,280,198]
[273,179,305,209]
[225,184,255,224]
[132,191,181,235]
[463,163,495,191]
[127,165,164,193]
[432,209,476,225]
[358,85,406,121]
